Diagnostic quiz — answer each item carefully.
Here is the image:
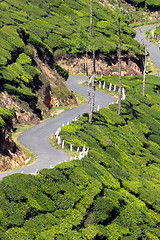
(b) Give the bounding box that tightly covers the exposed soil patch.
[56,53,143,76]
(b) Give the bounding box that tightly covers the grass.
[12,124,37,166]
[49,92,87,117]
[147,56,160,76]
[81,81,119,99]
[130,20,160,28]
[50,80,119,158]
[0,124,37,174]
[69,73,86,77]
[49,91,87,160]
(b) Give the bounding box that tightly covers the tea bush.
[0,107,16,129]
[0,1,159,239]
[0,0,144,61]
[3,84,38,109]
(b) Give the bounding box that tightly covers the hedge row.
[0,0,144,58]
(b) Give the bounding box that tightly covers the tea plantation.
[0,0,147,125]
[0,75,159,239]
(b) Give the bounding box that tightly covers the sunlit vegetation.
[0,107,16,129]
[0,1,160,238]
[0,75,159,239]
[0,0,146,123]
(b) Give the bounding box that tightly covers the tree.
[143,45,147,96]
[89,45,96,123]
[90,0,92,36]
[118,15,122,115]
[88,0,96,123]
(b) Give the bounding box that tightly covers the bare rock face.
[0,125,27,172]
[0,92,40,125]
[0,127,15,154]
[43,85,59,110]
[56,54,143,76]
[0,150,26,172]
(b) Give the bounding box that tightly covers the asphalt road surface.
[135,25,160,71]
[1,25,159,179]
[0,76,114,179]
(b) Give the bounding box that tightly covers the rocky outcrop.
[0,92,40,125]
[56,53,144,76]
[0,150,26,172]
[0,123,26,172]
[0,49,77,172]
[34,48,76,111]
[43,85,59,110]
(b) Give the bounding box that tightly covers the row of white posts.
[55,118,90,162]
[99,81,126,100]
[35,82,126,175]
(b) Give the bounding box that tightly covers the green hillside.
[0,75,159,239]
[0,0,144,56]
[0,1,160,238]
[0,0,147,125]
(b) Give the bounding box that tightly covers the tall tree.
[143,46,147,96]
[90,0,92,36]
[118,15,122,115]
[88,0,96,123]
[90,45,96,123]
[86,46,92,122]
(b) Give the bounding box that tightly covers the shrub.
[3,84,38,109]
[0,107,16,129]
[148,134,160,145]
[16,53,32,65]
[55,63,69,80]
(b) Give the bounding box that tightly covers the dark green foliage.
[4,84,38,109]
[0,76,159,239]
[0,0,144,59]
[148,134,160,145]
[0,107,16,129]
[0,0,145,122]
[55,63,69,80]
[0,0,160,239]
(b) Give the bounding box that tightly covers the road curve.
[0,76,114,179]
[1,26,160,180]
[135,25,160,71]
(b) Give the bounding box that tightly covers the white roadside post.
[109,83,112,91]
[62,140,64,149]
[70,144,72,152]
[103,81,105,90]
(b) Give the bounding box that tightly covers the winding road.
[0,25,159,179]
[0,76,114,179]
[135,25,160,71]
